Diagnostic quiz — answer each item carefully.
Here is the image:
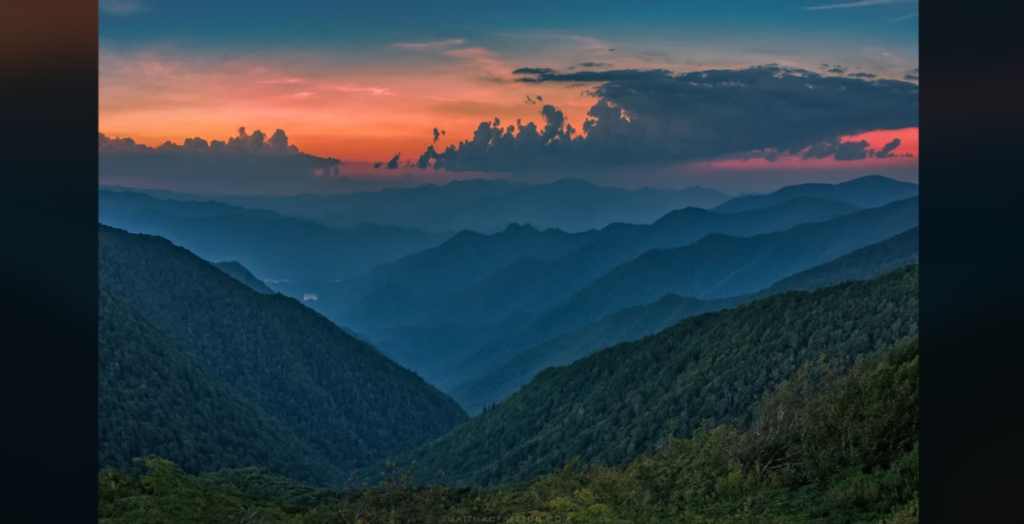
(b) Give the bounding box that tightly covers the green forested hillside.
[386,266,918,487]
[99,336,919,524]
[98,224,467,481]
[450,294,731,414]
[98,283,339,485]
[451,226,921,413]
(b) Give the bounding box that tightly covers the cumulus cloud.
[847,72,877,79]
[833,140,871,161]
[99,127,305,155]
[904,74,919,81]
[99,128,344,193]
[400,64,918,172]
[875,138,902,158]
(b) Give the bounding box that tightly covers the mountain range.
[102,178,733,233]
[353,195,917,395]
[326,194,862,334]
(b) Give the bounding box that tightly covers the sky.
[98,0,919,194]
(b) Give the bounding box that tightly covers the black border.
[2,1,98,521]
[919,2,1022,522]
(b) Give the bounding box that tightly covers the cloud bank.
[99,127,346,194]
[404,64,918,172]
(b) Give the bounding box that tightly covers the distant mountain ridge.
[98,189,452,283]
[713,174,918,213]
[102,178,733,234]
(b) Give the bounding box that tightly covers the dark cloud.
[525,95,537,105]
[99,127,346,193]
[410,64,919,172]
[511,67,556,76]
[432,127,442,143]
[825,64,848,74]
[833,140,871,161]
[386,153,402,169]
[904,74,919,81]
[847,72,877,79]
[875,138,901,158]
[536,94,543,101]
[577,62,612,68]
[99,127,304,155]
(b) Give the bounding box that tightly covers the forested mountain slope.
[98,224,467,479]
[387,265,919,487]
[98,283,339,485]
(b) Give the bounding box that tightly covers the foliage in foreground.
[99,337,918,524]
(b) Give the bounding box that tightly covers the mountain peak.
[504,222,539,233]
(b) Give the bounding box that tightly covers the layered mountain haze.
[98,190,452,283]
[325,194,862,335]
[543,196,918,333]
[98,224,467,484]
[339,223,603,300]
[453,226,920,413]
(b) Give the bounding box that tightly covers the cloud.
[99,0,145,15]
[394,39,465,49]
[404,64,918,172]
[99,128,345,192]
[525,95,537,105]
[833,140,871,161]
[875,138,902,158]
[576,62,613,68]
[804,0,916,10]
[904,74,918,81]
[432,128,444,143]
[847,72,877,79]
[893,12,919,21]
